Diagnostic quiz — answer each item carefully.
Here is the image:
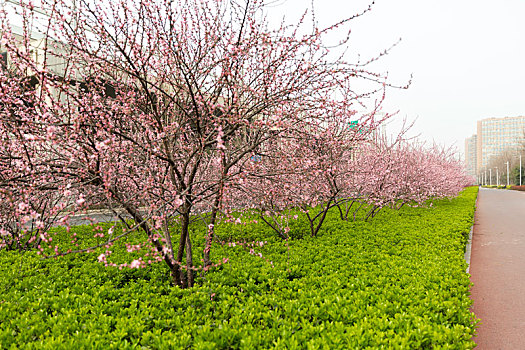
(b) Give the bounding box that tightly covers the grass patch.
[0,187,478,349]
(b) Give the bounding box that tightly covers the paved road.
[65,212,123,226]
[470,187,525,348]
[53,208,145,227]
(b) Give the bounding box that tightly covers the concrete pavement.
[470,187,525,348]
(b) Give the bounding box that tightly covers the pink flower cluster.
[0,0,470,289]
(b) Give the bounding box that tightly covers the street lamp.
[506,161,510,187]
[520,154,521,186]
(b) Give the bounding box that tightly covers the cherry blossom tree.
[0,0,396,287]
[335,135,473,222]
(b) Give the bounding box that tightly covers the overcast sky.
[266,0,525,155]
[5,0,525,156]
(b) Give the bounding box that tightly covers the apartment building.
[464,134,477,178]
[465,116,525,177]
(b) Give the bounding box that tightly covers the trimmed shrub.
[0,188,479,349]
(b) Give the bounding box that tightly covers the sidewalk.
[55,207,149,227]
[470,187,525,348]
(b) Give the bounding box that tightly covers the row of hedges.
[482,185,510,189]
[482,185,525,190]
[0,187,479,349]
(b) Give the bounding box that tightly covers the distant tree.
[486,149,521,186]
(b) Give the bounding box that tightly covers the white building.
[464,134,477,178]
[476,116,525,173]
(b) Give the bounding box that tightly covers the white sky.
[5,0,525,156]
[266,0,525,156]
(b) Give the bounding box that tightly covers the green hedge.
[482,185,510,189]
[0,187,479,349]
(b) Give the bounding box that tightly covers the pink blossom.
[18,202,29,212]
[76,195,85,205]
[23,134,37,141]
[173,197,183,208]
[46,125,57,139]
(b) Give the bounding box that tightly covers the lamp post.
[520,154,521,186]
[489,168,492,186]
[484,169,487,186]
[506,161,510,187]
[496,167,499,187]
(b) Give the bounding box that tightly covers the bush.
[0,188,479,349]
[482,185,508,189]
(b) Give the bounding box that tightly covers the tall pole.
[520,154,521,186]
[496,167,499,187]
[484,169,487,186]
[506,161,510,187]
[489,168,492,186]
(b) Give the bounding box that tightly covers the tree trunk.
[353,202,365,221]
[345,200,356,221]
[112,188,182,287]
[312,201,332,237]
[203,160,227,267]
[185,230,194,288]
[203,192,222,267]
[176,210,191,288]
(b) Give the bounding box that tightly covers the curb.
[465,225,474,273]
[465,187,480,273]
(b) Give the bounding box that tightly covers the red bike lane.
[470,187,525,348]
